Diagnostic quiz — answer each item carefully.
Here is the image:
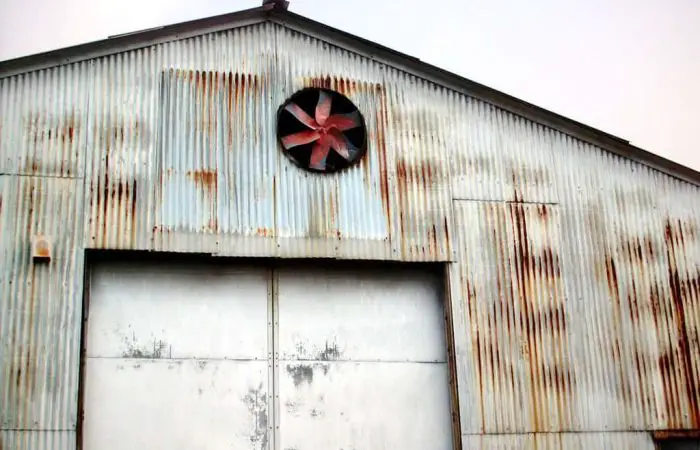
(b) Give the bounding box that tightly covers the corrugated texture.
[0,175,83,431]
[384,68,453,261]
[0,63,90,178]
[453,200,571,434]
[0,16,698,448]
[59,23,455,262]
[451,99,700,433]
[449,95,507,202]
[450,97,560,204]
[274,26,395,260]
[84,46,157,250]
[156,24,278,255]
[461,432,654,449]
[0,431,75,450]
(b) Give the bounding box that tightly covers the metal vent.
[277,88,367,173]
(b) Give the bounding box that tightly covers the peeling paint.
[287,364,314,387]
[242,382,268,450]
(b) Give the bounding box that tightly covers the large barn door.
[82,262,453,450]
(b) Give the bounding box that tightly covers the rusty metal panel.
[0,175,84,431]
[450,97,560,204]
[383,68,453,261]
[83,262,271,449]
[155,24,278,256]
[0,431,76,450]
[273,26,395,260]
[78,23,454,262]
[85,46,158,250]
[500,112,559,203]
[560,140,700,431]
[85,24,279,254]
[0,63,90,178]
[276,266,452,450]
[452,120,700,433]
[461,432,655,449]
[449,96,508,202]
[452,200,572,434]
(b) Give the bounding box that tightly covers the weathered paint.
[82,263,271,450]
[461,432,655,449]
[451,132,700,435]
[276,266,453,450]
[0,15,698,449]
[0,431,75,450]
[0,176,83,431]
[0,63,90,178]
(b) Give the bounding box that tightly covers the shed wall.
[0,20,698,449]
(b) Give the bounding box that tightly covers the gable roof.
[1,3,698,186]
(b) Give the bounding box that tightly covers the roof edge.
[0,6,698,186]
[273,10,700,187]
[0,5,271,78]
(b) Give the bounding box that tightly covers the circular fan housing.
[277,88,367,173]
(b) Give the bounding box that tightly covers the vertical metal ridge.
[0,430,76,450]
[86,45,158,250]
[274,25,396,260]
[384,67,452,261]
[216,23,277,256]
[461,431,654,449]
[452,98,700,433]
[0,62,89,178]
[0,175,83,432]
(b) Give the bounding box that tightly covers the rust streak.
[187,170,218,196]
[664,219,700,426]
[465,277,485,432]
[375,91,391,234]
[509,201,540,430]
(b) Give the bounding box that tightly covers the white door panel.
[277,266,447,362]
[280,361,452,450]
[87,262,269,360]
[83,262,271,450]
[83,358,269,450]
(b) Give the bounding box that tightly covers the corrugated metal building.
[0,3,698,450]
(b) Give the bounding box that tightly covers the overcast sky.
[1,0,698,171]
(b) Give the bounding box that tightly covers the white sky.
[1,0,698,171]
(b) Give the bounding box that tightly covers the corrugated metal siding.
[274,27,395,260]
[383,68,453,261]
[451,97,700,434]
[0,431,75,450]
[449,94,508,202]
[155,24,278,255]
[0,176,83,431]
[450,97,561,204]
[0,63,90,178]
[85,46,157,250]
[453,200,572,434]
[461,432,654,449]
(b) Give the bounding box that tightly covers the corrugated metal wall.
[449,93,700,439]
[0,19,698,449]
[0,175,84,447]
